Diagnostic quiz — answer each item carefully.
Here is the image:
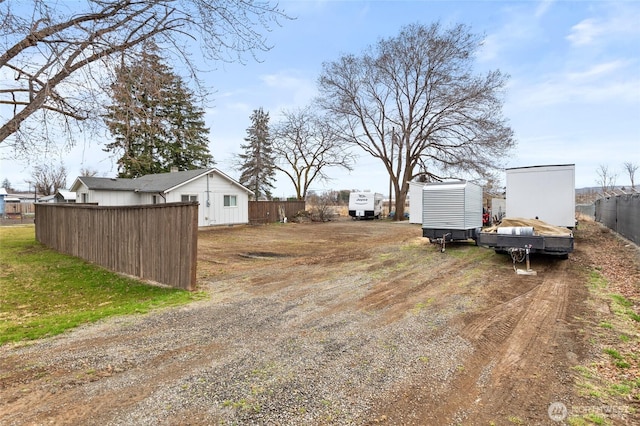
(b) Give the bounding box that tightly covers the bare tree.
[78,167,99,177]
[623,161,638,190]
[0,0,287,154]
[30,163,67,196]
[596,164,617,194]
[318,22,515,220]
[272,107,356,200]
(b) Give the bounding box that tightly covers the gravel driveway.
[1,219,636,425]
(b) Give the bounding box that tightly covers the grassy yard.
[0,225,203,345]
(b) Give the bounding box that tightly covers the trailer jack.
[508,245,537,276]
[435,233,452,253]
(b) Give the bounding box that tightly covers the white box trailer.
[422,181,483,242]
[505,164,575,228]
[348,191,384,219]
[477,164,575,257]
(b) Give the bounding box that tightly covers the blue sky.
[2,0,639,195]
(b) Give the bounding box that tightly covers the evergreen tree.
[238,108,276,199]
[2,178,13,192]
[104,43,213,178]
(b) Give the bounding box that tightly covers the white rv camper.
[348,191,384,220]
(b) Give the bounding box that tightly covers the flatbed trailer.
[476,231,574,257]
[422,227,480,243]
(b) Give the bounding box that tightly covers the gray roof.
[72,168,253,194]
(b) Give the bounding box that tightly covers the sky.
[1,0,639,196]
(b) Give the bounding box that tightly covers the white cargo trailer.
[477,164,575,258]
[422,181,483,243]
[505,164,575,228]
[348,191,384,219]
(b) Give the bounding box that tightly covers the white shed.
[70,168,253,227]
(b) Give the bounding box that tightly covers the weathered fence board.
[248,200,306,224]
[35,203,198,290]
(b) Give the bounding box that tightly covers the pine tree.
[238,108,276,199]
[104,42,214,178]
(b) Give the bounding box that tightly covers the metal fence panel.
[576,204,595,219]
[594,194,640,246]
[616,194,640,246]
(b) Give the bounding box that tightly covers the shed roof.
[71,168,253,195]
[56,190,77,201]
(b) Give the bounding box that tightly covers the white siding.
[73,171,250,227]
[165,173,249,227]
[91,190,141,206]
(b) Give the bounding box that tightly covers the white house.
[70,168,254,227]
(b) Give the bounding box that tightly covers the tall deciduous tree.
[596,164,617,194]
[238,108,275,199]
[30,163,67,196]
[623,162,638,190]
[272,107,355,200]
[103,43,213,178]
[0,0,287,153]
[318,22,515,220]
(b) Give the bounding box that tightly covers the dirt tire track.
[0,220,626,425]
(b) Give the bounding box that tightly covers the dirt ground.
[1,217,638,425]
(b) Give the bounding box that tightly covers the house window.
[224,195,237,207]
[152,195,159,204]
[181,194,198,202]
[81,193,89,203]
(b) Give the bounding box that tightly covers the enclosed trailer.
[505,164,575,228]
[476,164,575,257]
[422,181,483,242]
[348,191,384,219]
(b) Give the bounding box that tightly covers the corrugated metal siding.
[422,182,482,230]
[464,183,483,228]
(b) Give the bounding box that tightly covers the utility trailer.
[422,181,483,251]
[476,220,574,258]
[476,164,576,260]
[348,191,384,220]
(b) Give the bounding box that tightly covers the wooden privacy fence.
[249,200,306,224]
[35,202,198,290]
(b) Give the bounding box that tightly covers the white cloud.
[566,18,602,46]
[566,5,640,47]
[514,74,639,107]
[566,60,627,81]
[534,0,555,18]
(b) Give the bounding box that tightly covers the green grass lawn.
[0,225,204,345]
